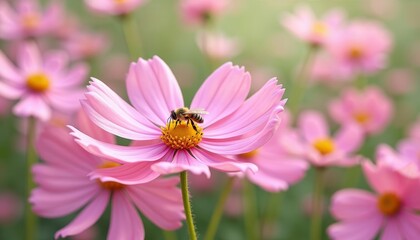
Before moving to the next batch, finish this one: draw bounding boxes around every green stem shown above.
[180,171,198,240]
[119,14,142,60]
[204,177,235,240]
[310,167,325,240]
[25,117,37,240]
[243,180,259,240]
[288,46,317,116]
[163,230,177,240]
[260,192,282,239]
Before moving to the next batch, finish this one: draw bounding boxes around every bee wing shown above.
[186,108,209,115]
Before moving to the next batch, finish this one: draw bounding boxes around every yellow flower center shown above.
[348,45,364,60]
[22,13,40,30]
[161,120,203,150]
[114,0,126,4]
[353,112,370,124]
[377,192,401,216]
[312,22,328,37]
[238,150,259,159]
[313,138,335,155]
[97,161,125,190]
[26,73,50,92]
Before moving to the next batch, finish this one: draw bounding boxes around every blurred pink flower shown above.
[0,43,88,121]
[70,56,285,182]
[0,192,22,224]
[0,0,60,40]
[328,161,420,239]
[282,6,345,47]
[31,111,184,239]
[376,144,420,178]
[235,111,309,192]
[180,0,229,25]
[408,117,420,140]
[310,54,351,85]
[62,31,108,60]
[196,31,240,60]
[327,21,392,75]
[0,96,10,116]
[297,111,363,167]
[329,86,393,135]
[384,68,415,95]
[84,0,147,16]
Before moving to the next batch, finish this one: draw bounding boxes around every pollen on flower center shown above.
[22,13,40,29]
[377,192,401,216]
[161,120,203,150]
[313,138,335,155]
[26,73,50,92]
[312,22,328,36]
[114,0,126,4]
[97,161,125,190]
[353,112,370,124]
[348,45,364,60]
[238,150,259,159]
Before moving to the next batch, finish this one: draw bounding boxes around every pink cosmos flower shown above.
[180,0,229,25]
[70,56,285,183]
[84,0,147,16]
[327,21,392,75]
[376,144,420,178]
[310,54,351,85]
[282,6,345,46]
[384,68,415,95]
[297,111,363,167]
[0,96,10,116]
[235,111,309,192]
[329,86,393,135]
[328,161,420,240]
[196,31,240,60]
[62,31,108,60]
[0,0,60,40]
[0,192,22,224]
[30,111,184,239]
[408,117,420,140]
[0,42,87,121]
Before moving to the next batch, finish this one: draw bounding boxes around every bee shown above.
[169,107,208,132]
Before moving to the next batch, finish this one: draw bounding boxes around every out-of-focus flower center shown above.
[22,13,40,30]
[26,73,50,92]
[238,150,259,159]
[312,22,328,37]
[313,138,335,155]
[353,112,370,124]
[348,45,364,60]
[97,161,125,190]
[377,192,401,216]
[161,120,203,150]
[114,0,127,5]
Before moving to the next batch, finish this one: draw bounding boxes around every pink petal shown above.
[13,94,51,121]
[32,165,91,191]
[76,109,115,144]
[380,219,403,240]
[43,51,69,74]
[328,215,383,240]
[362,161,407,195]
[55,190,109,239]
[54,63,88,88]
[127,177,185,230]
[0,50,21,82]
[108,191,144,240]
[30,185,100,218]
[46,89,84,112]
[18,42,42,73]
[36,126,101,172]
[299,111,330,142]
[83,78,160,140]
[399,210,420,240]
[151,150,211,177]
[127,56,184,126]
[89,161,160,185]
[0,81,24,99]
[334,124,364,153]
[203,79,284,139]
[330,189,379,220]
[192,148,258,174]
[70,126,170,163]
[190,62,251,127]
